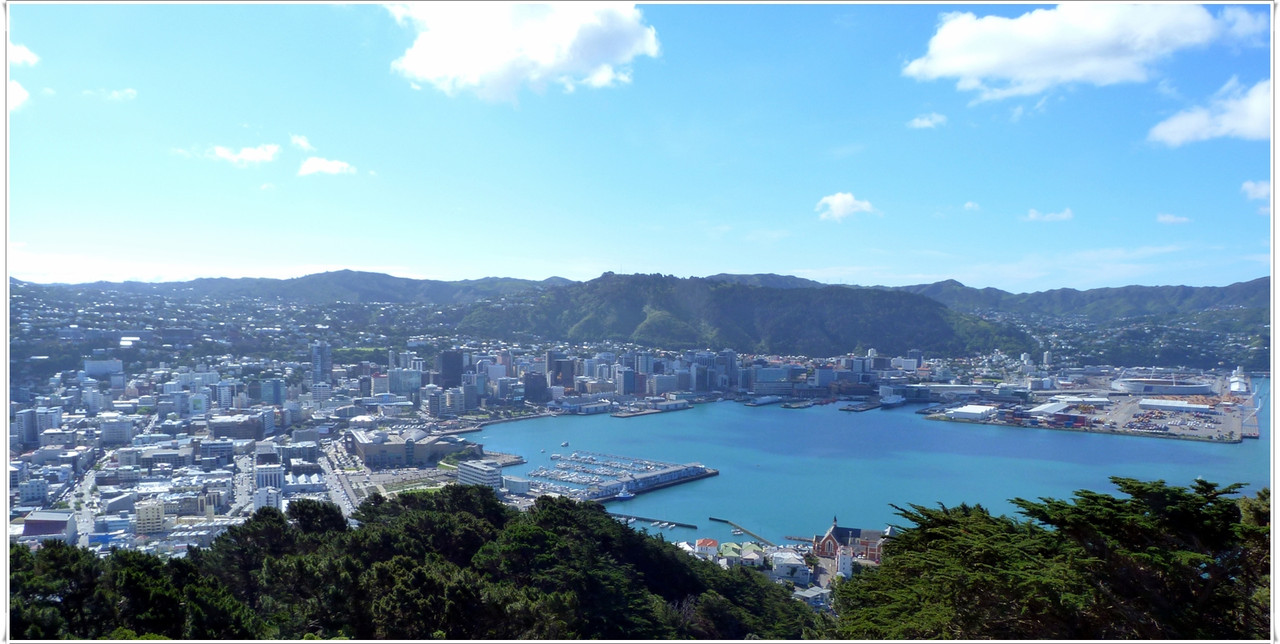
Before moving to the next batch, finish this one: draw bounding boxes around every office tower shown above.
[438,350,463,389]
[311,341,332,385]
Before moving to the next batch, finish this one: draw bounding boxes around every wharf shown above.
[611,408,663,418]
[606,512,697,530]
[709,517,775,546]
[840,402,880,412]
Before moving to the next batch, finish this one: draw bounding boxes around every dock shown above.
[840,402,880,412]
[709,517,774,546]
[607,512,697,530]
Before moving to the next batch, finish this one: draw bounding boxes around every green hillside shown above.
[458,273,1034,357]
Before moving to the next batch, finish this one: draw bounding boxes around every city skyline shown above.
[8,3,1273,293]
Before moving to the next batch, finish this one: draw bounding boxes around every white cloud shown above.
[1242,180,1271,215]
[260,183,275,191]
[816,192,874,222]
[209,144,281,166]
[963,201,980,211]
[40,87,54,96]
[9,42,39,66]
[1148,77,1270,146]
[298,157,356,176]
[1010,105,1024,122]
[386,3,660,101]
[907,112,947,129]
[8,80,29,111]
[290,134,316,151]
[1241,180,1270,200]
[904,4,1241,101]
[1024,207,1073,222]
[1221,6,1268,42]
[1156,213,1190,224]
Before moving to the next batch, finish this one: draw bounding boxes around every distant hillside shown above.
[16,270,575,305]
[703,273,830,289]
[889,277,1270,321]
[458,272,1032,357]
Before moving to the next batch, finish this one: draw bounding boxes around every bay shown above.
[474,379,1271,545]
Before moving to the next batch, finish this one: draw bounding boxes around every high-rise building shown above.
[136,499,166,534]
[438,351,464,390]
[552,359,577,390]
[260,378,286,406]
[311,341,332,385]
[14,408,38,447]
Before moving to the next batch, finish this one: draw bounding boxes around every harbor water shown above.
[474,379,1271,544]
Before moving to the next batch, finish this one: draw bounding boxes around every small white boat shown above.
[561,441,569,447]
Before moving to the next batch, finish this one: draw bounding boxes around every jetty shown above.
[606,512,697,530]
[840,401,880,412]
[709,517,774,546]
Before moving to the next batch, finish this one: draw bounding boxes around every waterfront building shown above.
[945,404,997,421]
[457,459,502,489]
[345,428,468,468]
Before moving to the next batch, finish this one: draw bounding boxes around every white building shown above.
[253,486,282,512]
[255,463,285,490]
[945,404,998,421]
[456,459,502,489]
[18,478,49,505]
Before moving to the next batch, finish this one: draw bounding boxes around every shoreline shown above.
[924,414,1245,444]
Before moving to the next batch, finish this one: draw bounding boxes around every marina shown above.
[522,449,718,502]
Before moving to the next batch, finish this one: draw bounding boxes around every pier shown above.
[709,517,775,546]
[607,512,697,530]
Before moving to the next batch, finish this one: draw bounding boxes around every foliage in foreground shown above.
[10,478,1269,640]
[833,477,1271,640]
[10,487,827,640]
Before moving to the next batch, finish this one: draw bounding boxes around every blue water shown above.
[475,379,1271,544]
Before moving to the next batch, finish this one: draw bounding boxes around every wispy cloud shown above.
[816,192,874,222]
[209,144,281,166]
[1242,180,1271,215]
[1241,180,1270,200]
[1023,207,1073,222]
[904,4,1262,102]
[963,201,980,211]
[298,157,356,176]
[290,134,316,151]
[386,3,660,101]
[1156,213,1190,224]
[907,112,947,129]
[1148,77,1270,146]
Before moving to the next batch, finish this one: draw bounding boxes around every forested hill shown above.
[457,272,1033,357]
[12,270,575,305]
[10,478,1269,640]
[15,270,1266,322]
[10,487,829,640]
[889,276,1270,321]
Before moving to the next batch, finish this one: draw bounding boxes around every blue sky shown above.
[7,3,1272,292]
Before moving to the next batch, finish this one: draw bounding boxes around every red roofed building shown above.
[695,538,719,558]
